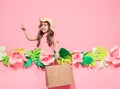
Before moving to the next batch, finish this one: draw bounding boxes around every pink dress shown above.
[39,33,55,65]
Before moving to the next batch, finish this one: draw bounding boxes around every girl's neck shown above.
[43,32,48,37]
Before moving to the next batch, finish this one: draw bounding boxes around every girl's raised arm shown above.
[21,24,38,41]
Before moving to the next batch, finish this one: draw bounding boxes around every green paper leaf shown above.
[26,49,41,61]
[85,52,96,60]
[80,51,86,55]
[79,62,84,65]
[2,56,9,66]
[56,54,72,64]
[83,56,93,66]
[24,57,32,68]
[59,48,70,58]
[34,60,45,68]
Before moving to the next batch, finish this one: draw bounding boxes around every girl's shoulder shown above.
[53,34,59,41]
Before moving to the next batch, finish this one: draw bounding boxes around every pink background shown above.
[0,0,120,89]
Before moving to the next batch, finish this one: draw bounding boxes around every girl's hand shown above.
[21,23,26,31]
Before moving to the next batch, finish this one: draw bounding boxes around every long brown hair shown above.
[36,21,54,47]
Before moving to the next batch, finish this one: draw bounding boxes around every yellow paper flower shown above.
[9,48,26,54]
[92,46,108,61]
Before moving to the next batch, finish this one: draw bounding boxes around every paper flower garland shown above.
[0,45,120,69]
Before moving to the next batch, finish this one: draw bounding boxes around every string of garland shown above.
[0,45,120,69]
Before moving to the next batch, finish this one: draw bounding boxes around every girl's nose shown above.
[42,26,45,28]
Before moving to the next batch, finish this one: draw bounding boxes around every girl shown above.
[21,18,59,65]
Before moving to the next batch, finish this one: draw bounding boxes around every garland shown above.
[0,45,120,69]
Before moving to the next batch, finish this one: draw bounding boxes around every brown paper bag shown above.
[45,64,74,88]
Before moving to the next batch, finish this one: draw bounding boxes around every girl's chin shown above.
[42,31,47,33]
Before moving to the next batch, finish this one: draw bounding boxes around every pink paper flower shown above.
[105,45,120,65]
[39,50,55,65]
[72,52,83,64]
[8,52,27,65]
[40,54,55,65]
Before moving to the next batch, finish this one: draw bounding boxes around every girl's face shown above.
[40,22,49,33]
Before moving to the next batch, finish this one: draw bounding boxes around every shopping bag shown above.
[45,64,74,88]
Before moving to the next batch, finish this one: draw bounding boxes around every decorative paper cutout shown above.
[56,55,72,64]
[2,56,9,66]
[34,59,45,68]
[24,57,32,68]
[0,45,120,69]
[98,60,109,68]
[26,48,41,61]
[10,48,26,54]
[106,45,120,65]
[8,52,27,65]
[92,46,108,61]
[59,48,70,58]
[72,52,82,64]
[40,55,55,65]
[0,46,7,61]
